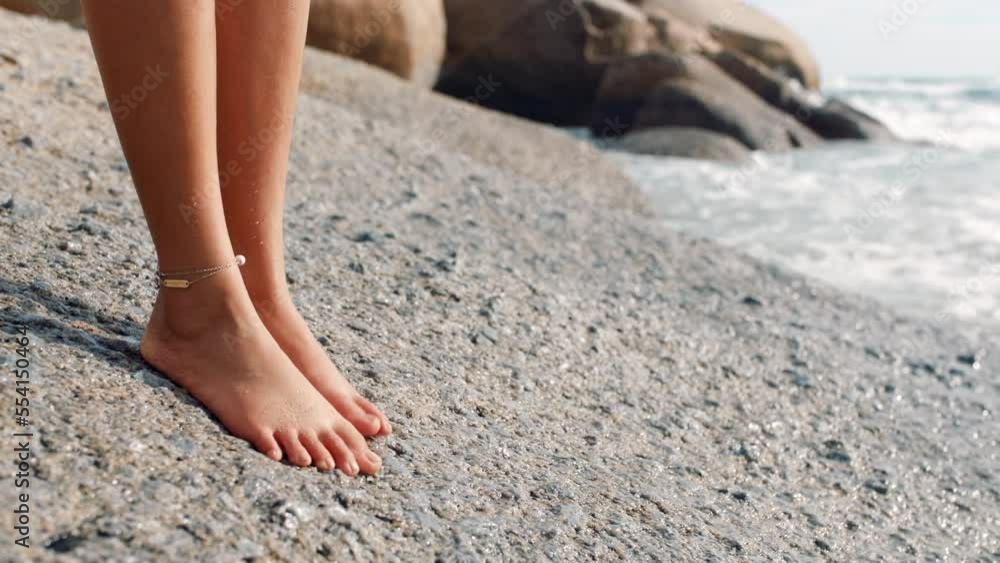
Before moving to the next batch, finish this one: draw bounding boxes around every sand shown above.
[0,12,997,562]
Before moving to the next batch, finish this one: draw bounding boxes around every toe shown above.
[338,423,382,475]
[249,430,282,461]
[338,398,382,437]
[276,430,311,467]
[320,429,358,476]
[300,431,334,471]
[355,396,392,436]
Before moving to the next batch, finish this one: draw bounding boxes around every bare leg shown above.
[215,0,391,437]
[81,0,380,474]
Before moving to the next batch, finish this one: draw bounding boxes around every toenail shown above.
[366,451,381,465]
[268,449,281,461]
[350,460,359,474]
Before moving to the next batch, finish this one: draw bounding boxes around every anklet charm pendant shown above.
[158,255,246,289]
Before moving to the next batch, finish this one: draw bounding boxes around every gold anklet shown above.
[158,255,246,289]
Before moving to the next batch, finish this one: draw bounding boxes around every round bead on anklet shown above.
[158,255,247,289]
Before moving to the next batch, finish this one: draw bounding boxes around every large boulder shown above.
[628,0,821,89]
[306,0,446,87]
[613,126,751,160]
[708,50,895,141]
[0,0,82,25]
[589,51,687,138]
[807,98,897,142]
[635,78,821,151]
[591,52,821,151]
[437,0,655,124]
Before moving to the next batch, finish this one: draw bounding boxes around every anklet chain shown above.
[158,255,246,289]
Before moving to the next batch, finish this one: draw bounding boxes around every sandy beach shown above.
[1,12,998,561]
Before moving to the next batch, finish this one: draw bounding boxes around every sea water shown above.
[604,77,1000,329]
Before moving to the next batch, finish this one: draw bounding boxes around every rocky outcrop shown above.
[2,11,998,561]
[634,77,821,150]
[436,0,892,158]
[613,126,752,160]
[630,0,821,89]
[592,52,821,150]
[437,0,653,124]
[306,0,447,87]
[708,50,895,141]
[807,98,897,142]
[589,51,688,137]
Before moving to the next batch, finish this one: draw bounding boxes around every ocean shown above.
[603,76,1000,331]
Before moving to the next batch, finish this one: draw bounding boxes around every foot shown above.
[250,290,392,438]
[139,271,382,475]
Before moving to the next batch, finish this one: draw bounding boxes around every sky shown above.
[748,0,1000,79]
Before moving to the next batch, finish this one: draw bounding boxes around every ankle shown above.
[150,269,259,341]
[242,275,293,313]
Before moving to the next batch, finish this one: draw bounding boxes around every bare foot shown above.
[251,291,392,438]
[139,271,382,475]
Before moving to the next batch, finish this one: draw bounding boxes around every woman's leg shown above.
[215,1,391,436]
[81,0,380,474]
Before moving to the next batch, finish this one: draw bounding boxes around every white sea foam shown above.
[600,78,1000,329]
[829,76,1000,151]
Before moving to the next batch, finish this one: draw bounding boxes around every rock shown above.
[440,0,510,63]
[806,98,896,142]
[638,2,717,54]
[635,79,820,150]
[0,0,83,25]
[612,126,751,161]
[599,52,821,150]
[306,0,446,87]
[473,326,499,344]
[708,50,894,141]
[437,0,654,124]
[864,477,891,496]
[957,353,982,369]
[351,230,386,243]
[631,0,821,89]
[57,240,83,254]
[821,440,851,464]
[590,51,689,138]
